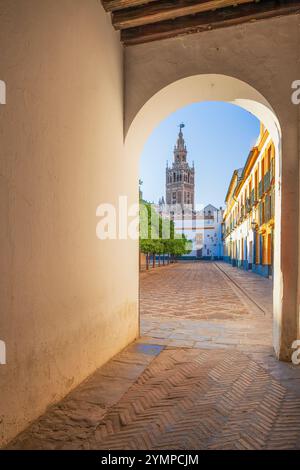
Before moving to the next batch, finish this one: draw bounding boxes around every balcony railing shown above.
[258,194,273,226]
[259,201,263,225]
[245,198,251,213]
[251,188,258,206]
[271,189,275,218]
[270,158,275,182]
[265,195,271,223]
[264,170,271,192]
[258,180,263,199]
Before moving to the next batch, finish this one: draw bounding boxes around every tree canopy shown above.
[139,200,192,258]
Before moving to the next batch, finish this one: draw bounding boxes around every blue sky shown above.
[139,101,260,208]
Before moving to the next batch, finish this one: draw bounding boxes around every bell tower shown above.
[166,124,195,209]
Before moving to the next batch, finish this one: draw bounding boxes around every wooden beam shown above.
[121,0,300,46]
[101,0,158,13]
[113,0,254,30]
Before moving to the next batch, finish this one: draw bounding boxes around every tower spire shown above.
[166,124,195,210]
[174,123,187,163]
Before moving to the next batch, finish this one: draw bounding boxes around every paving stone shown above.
[10,345,300,450]
[140,261,273,350]
[8,262,300,450]
[194,341,234,350]
[165,339,195,347]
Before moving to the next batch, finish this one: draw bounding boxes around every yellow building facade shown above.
[223,124,275,278]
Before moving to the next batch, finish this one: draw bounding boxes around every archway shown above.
[124,73,288,360]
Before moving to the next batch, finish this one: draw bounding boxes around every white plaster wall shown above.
[125,15,300,361]
[173,209,223,257]
[0,0,138,447]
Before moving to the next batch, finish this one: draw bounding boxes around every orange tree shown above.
[139,200,192,267]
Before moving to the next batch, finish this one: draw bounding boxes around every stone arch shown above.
[125,73,291,360]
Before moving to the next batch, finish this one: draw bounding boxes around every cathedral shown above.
[158,125,224,260]
[165,123,195,209]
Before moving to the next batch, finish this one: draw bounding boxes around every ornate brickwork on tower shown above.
[166,124,195,209]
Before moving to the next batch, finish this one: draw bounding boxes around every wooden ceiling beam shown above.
[113,0,255,30]
[101,0,158,13]
[121,0,300,46]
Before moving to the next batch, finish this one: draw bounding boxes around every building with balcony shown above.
[223,123,275,278]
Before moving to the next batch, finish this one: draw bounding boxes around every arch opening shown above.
[125,74,284,359]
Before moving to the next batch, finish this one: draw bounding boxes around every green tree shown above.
[139,199,192,269]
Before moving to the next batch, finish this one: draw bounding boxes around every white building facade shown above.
[173,204,223,259]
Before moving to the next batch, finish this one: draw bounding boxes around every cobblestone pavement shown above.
[140,261,273,351]
[8,262,300,450]
[140,262,250,321]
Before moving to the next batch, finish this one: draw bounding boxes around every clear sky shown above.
[139,101,260,208]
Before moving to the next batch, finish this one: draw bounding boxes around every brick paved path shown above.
[140,261,273,351]
[8,262,300,450]
[140,262,250,321]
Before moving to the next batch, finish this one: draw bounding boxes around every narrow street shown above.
[8,262,300,450]
[140,261,273,351]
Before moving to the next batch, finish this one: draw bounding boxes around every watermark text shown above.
[0,80,6,105]
[291,340,300,365]
[0,340,6,365]
[291,80,300,105]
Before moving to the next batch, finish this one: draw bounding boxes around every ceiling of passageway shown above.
[101,0,300,46]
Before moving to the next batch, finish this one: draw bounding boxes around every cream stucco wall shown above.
[125,14,300,361]
[0,0,299,449]
[0,0,139,447]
